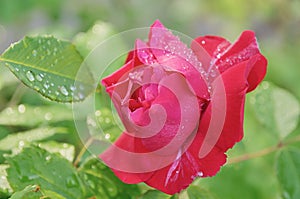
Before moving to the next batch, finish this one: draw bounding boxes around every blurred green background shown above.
[0,0,299,199]
[1,0,300,98]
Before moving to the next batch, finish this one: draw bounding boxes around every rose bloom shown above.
[100,20,267,194]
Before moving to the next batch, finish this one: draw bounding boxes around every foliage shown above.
[0,1,300,199]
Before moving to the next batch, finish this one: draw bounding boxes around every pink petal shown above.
[143,135,226,195]
[192,31,267,88]
[148,20,210,100]
[199,57,265,155]
[101,59,134,96]
[192,35,230,57]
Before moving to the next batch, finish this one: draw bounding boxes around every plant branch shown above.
[228,134,300,165]
[73,137,94,167]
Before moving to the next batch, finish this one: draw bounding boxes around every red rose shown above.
[100,20,267,194]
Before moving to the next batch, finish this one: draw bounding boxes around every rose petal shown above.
[214,31,262,73]
[104,133,154,184]
[192,30,266,86]
[148,20,209,100]
[101,59,134,97]
[143,138,226,195]
[199,55,266,155]
[192,35,230,57]
[245,54,267,92]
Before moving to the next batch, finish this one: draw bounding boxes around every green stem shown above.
[8,83,27,107]
[228,134,300,164]
[73,137,94,167]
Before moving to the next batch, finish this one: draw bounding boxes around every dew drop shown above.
[105,134,111,139]
[26,71,35,82]
[18,140,25,148]
[201,40,206,45]
[66,176,78,188]
[18,104,26,113]
[36,74,43,81]
[43,83,50,89]
[70,85,76,91]
[78,92,85,100]
[197,171,203,177]
[32,50,37,56]
[45,155,51,161]
[59,86,69,96]
[95,110,101,117]
[44,112,53,121]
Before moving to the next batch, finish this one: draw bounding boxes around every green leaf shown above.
[78,157,141,199]
[6,146,84,199]
[187,186,215,199]
[250,81,300,138]
[0,35,95,102]
[37,141,75,162]
[0,127,67,151]
[0,105,73,126]
[276,148,300,199]
[9,185,41,199]
[139,190,171,199]
[0,164,12,197]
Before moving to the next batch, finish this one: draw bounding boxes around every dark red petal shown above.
[101,59,134,96]
[102,133,154,184]
[215,30,261,73]
[192,35,230,57]
[147,20,210,100]
[143,135,226,195]
[245,54,267,92]
[199,59,260,154]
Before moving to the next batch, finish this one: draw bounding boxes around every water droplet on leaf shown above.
[59,86,69,96]
[26,71,35,82]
